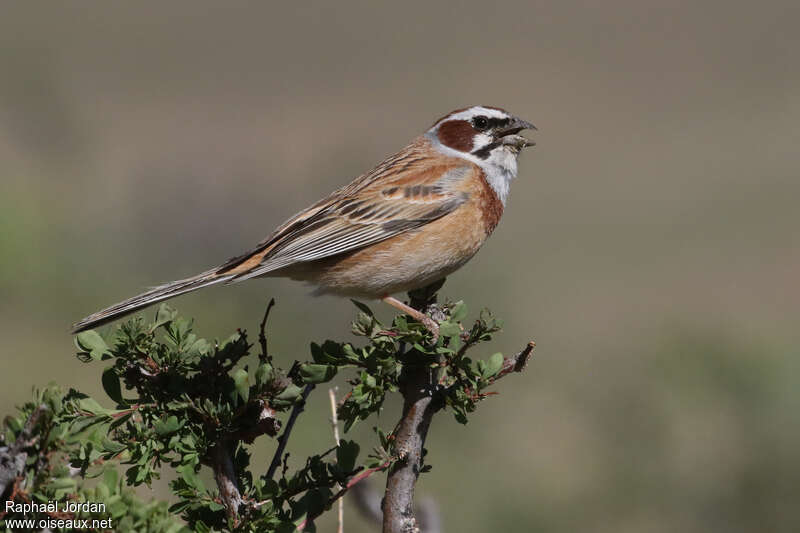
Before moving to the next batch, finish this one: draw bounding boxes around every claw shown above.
[420,316,440,343]
[382,295,440,343]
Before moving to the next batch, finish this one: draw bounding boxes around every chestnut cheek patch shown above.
[436,120,475,152]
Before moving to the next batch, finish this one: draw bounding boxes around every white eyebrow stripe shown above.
[440,106,509,124]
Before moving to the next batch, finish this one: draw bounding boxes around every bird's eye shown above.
[473,116,489,130]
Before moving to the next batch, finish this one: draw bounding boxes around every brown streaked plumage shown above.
[72,106,535,335]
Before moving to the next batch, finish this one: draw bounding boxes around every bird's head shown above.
[428,105,536,161]
[426,105,536,204]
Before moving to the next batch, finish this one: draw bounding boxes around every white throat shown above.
[425,132,519,206]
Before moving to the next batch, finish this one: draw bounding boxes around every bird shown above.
[72,105,536,335]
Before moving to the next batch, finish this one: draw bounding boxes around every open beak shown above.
[497,116,536,149]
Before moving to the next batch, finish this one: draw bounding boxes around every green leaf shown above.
[75,330,111,361]
[103,467,119,491]
[352,312,375,336]
[342,344,362,363]
[393,315,409,331]
[299,364,338,384]
[77,396,113,416]
[412,343,433,354]
[483,352,504,378]
[450,301,468,322]
[276,523,298,533]
[102,367,124,404]
[336,440,360,472]
[303,489,325,521]
[255,363,273,387]
[154,415,181,436]
[187,336,210,356]
[151,304,177,331]
[438,321,462,339]
[5,415,22,434]
[375,426,389,449]
[179,465,204,491]
[50,477,78,498]
[232,368,250,403]
[275,384,302,403]
[350,299,374,316]
[107,496,128,518]
[101,437,127,454]
[310,341,347,364]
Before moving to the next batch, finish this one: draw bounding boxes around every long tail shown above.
[71,269,234,333]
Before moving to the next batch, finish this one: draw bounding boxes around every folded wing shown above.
[221,159,475,283]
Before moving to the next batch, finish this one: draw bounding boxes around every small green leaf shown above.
[352,312,375,336]
[255,362,273,387]
[299,364,338,384]
[350,299,374,316]
[483,352,504,378]
[438,321,461,339]
[336,440,360,472]
[50,477,78,498]
[276,523,298,533]
[101,437,127,454]
[412,343,433,354]
[179,465,204,491]
[75,330,111,360]
[5,416,22,434]
[450,301,468,322]
[101,367,124,404]
[77,396,113,416]
[103,467,119,491]
[107,496,128,518]
[154,415,181,435]
[232,368,249,403]
[275,384,303,403]
[393,315,409,331]
[151,304,177,331]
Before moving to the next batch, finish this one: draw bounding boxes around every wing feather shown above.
[222,142,477,283]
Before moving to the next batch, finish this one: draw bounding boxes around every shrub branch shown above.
[0,282,534,532]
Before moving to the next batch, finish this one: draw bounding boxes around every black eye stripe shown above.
[472,116,511,131]
[485,117,510,129]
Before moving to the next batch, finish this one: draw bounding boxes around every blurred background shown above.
[1,1,799,531]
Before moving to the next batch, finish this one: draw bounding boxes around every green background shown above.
[2,2,799,531]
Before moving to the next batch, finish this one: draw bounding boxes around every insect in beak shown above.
[497,116,536,150]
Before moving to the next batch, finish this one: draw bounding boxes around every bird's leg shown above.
[382,296,440,339]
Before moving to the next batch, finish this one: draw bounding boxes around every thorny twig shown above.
[381,285,445,533]
[329,388,344,533]
[266,383,316,480]
[382,283,534,533]
[209,442,243,524]
[491,341,535,382]
[258,298,276,362]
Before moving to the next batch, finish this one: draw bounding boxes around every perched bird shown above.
[73,106,536,335]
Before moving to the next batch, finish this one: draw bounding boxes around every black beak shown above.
[497,116,537,137]
[497,116,536,149]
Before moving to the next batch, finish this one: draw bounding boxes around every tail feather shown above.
[71,270,233,333]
